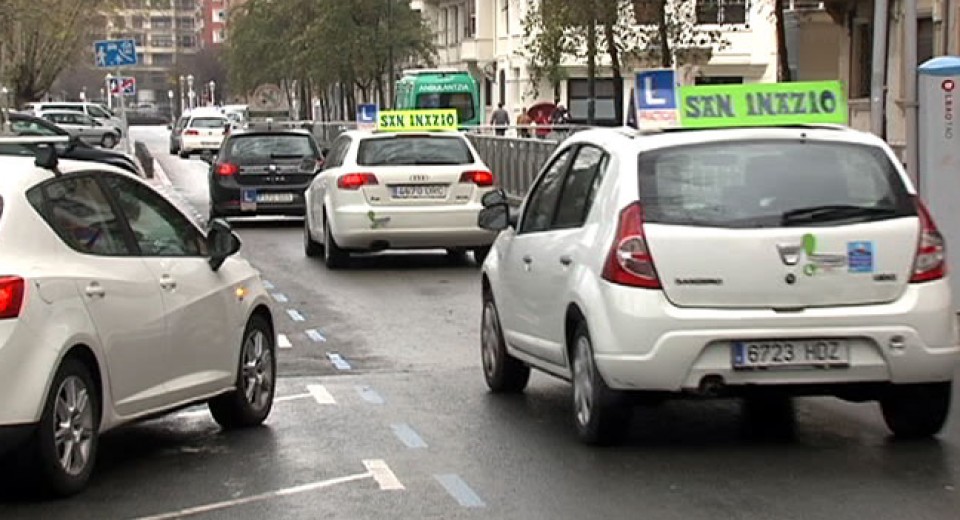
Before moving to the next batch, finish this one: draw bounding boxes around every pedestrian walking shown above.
[490,102,510,136]
[516,108,532,138]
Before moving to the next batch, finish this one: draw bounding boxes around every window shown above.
[31,176,132,256]
[151,16,173,29]
[356,136,474,166]
[850,21,872,98]
[441,8,448,46]
[214,9,226,21]
[103,176,206,257]
[176,0,194,9]
[453,6,460,44]
[918,16,934,65]
[695,76,744,85]
[214,30,226,43]
[177,16,195,30]
[226,135,318,161]
[179,34,197,48]
[695,0,747,24]
[325,135,352,168]
[636,140,914,229]
[520,148,573,234]
[553,146,608,229]
[499,69,506,106]
[132,16,145,29]
[152,53,174,66]
[189,117,228,128]
[465,0,476,38]
[567,79,618,124]
[88,105,111,118]
[151,35,174,48]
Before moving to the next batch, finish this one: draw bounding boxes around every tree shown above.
[519,0,578,101]
[1,0,118,107]
[774,0,792,81]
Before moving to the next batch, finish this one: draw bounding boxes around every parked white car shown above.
[38,110,121,149]
[0,144,276,495]
[303,130,497,268]
[477,125,960,445]
[27,102,123,136]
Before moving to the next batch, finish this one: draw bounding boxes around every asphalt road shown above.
[2,126,960,519]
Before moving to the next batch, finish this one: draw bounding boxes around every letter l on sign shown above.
[644,76,667,106]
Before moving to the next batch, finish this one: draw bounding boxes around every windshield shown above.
[416,92,474,123]
[357,136,474,166]
[637,140,914,228]
[226,135,317,161]
[190,117,228,129]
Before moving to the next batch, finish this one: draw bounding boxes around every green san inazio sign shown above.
[677,80,848,128]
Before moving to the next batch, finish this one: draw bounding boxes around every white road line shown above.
[327,352,351,370]
[286,309,305,322]
[356,385,384,404]
[262,280,275,290]
[305,329,326,342]
[271,293,289,303]
[134,472,371,520]
[307,384,336,405]
[274,392,311,403]
[277,334,293,349]
[390,423,427,449]
[434,474,486,508]
[363,459,405,490]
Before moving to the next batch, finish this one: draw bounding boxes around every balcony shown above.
[460,37,493,63]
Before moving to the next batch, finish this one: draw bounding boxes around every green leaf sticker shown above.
[802,233,817,256]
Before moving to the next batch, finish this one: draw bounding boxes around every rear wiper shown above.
[781,204,897,225]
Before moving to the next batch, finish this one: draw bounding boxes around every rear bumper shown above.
[0,423,36,458]
[586,279,960,392]
[211,184,308,217]
[180,137,223,153]
[331,203,497,249]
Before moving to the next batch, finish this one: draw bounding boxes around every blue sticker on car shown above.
[847,241,875,273]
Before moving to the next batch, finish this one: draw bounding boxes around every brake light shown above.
[601,202,661,289]
[183,129,199,136]
[337,173,378,190]
[0,276,25,320]
[216,163,239,176]
[911,198,947,283]
[460,170,495,187]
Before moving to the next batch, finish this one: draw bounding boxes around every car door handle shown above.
[559,255,573,266]
[522,255,533,264]
[159,275,177,291]
[84,282,105,299]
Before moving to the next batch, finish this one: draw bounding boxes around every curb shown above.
[150,158,173,188]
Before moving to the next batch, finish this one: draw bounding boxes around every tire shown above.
[179,150,189,159]
[33,358,101,497]
[481,296,530,393]
[100,133,118,149]
[880,382,951,439]
[323,212,349,269]
[473,246,492,266]
[209,314,277,429]
[304,215,323,257]
[571,321,630,445]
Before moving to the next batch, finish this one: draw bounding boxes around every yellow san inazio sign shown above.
[376,109,459,132]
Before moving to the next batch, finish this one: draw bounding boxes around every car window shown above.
[637,140,915,229]
[552,146,607,230]
[10,119,58,136]
[226,135,317,161]
[87,105,110,118]
[325,136,351,168]
[190,117,227,129]
[102,175,207,257]
[30,176,133,256]
[356,136,473,166]
[174,117,189,131]
[519,147,573,234]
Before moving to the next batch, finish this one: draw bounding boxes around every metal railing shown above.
[466,133,559,201]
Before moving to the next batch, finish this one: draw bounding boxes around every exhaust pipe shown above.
[698,375,726,397]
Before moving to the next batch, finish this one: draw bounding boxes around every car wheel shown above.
[481,296,530,393]
[179,150,189,159]
[323,213,349,269]
[473,246,492,266]
[571,321,630,445]
[880,382,951,439]
[100,133,118,149]
[169,143,178,155]
[304,215,323,257]
[209,314,277,429]
[33,358,100,497]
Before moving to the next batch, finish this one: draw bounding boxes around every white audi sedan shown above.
[477,125,960,445]
[303,130,497,268]
[0,144,276,496]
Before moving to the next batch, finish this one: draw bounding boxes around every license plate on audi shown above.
[732,339,850,369]
[391,184,446,199]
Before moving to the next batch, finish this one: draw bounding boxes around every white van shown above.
[28,102,124,135]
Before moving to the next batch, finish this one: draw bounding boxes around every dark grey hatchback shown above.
[206,129,323,220]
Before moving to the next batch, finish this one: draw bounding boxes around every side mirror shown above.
[206,218,241,271]
[481,189,508,208]
[200,150,215,164]
[478,203,511,231]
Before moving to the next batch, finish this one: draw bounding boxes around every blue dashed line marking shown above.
[286,309,305,322]
[434,474,486,508]
[391,423,427,448]
[356,386,384,404]
[326,352,351,370]
[306,329,326,342]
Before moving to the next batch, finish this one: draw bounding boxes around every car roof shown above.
[341,129,467,140]
[230,128,313,137]
[37,110,90,115]
[187,109,227,118]
[0,154,143,195]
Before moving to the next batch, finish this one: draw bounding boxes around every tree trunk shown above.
[775,0,792,81]
[603,19,623,126]
[586,20,597,125]
[657,0,671,68]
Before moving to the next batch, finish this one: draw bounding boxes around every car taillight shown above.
[601,202,661,289]
[0,276,25,320]
[337,173,378,190]
[183,129,199,136]
[216,163,239,176]
[460,170,494,187]
[911,198,946,283]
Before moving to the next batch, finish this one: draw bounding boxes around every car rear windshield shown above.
[357,136,474,166]
[226,134,318,160]
[637,140,915,228]
[190,117,227,128]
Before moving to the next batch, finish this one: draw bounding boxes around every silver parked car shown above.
[39,110,121,149]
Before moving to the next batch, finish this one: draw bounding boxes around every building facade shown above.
[413,0,779,125]
[200,0,240,47]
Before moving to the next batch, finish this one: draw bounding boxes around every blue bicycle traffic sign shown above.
[94,39,138,68]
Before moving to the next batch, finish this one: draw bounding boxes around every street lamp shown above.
[105,73,114,110]
[0,86,8,110]
[80,87,87,102]
[187,74,195,109]
[209,80,216,106]
[167,90,175,122]
[179,75,186,113]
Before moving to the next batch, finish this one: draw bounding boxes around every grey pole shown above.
[869,0,889,136]
[904,0,920,186]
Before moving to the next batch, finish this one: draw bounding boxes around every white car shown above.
[178,109,229,158]
[27,102,123,136]
[0,144,276,495]
[477,125,960,444]
[303,130,498,268]
[38,110,121,149]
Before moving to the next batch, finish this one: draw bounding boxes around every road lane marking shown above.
[272,293,289,303]
[307,384,336,405]
[390,423,427,449]
[274,392,311,403]
[434,474,486,508]
[277,334,293,349]
[262,280,275,289]
[306,329,327,342]
[286,309,305,322]
[134,472,371,520]
[356,385,384,404]
[326,352,351,370]
[363,459,405,490]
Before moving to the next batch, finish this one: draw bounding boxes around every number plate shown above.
[391,184,447,199]
[257,193,295,203]
[732,339,850,369]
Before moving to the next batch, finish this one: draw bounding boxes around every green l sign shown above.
[677,80,848,128]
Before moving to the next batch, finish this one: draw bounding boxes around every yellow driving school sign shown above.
[376,109,459,132]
